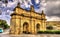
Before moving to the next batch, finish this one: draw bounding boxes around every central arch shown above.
[36,23,40,32]
[23,22,29,34]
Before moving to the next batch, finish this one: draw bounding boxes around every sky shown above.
[0,0,60,25]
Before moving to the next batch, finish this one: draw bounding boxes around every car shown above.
[0,28,3,33]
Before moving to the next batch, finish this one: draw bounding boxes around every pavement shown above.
[0,29,60,37]
[0,33,60,37]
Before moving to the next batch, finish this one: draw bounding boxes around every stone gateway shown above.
[10,3,46,35]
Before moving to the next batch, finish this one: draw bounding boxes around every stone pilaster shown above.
[20,24,23,34]
[30,19,35,34]
[14,16,20,35]
[10,17,16,34]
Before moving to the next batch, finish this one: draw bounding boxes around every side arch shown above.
[23,22,29,33]
[36,23,40,32]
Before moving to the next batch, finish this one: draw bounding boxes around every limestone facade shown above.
[10,3,46,35]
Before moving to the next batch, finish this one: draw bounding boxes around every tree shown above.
[46,25,53,30]
[0,19,9,29]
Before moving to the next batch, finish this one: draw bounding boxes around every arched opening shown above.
[23,22,29,34]
[36,24,40,32]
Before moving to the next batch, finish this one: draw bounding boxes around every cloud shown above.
[44,0,60,21]
[0,0,60,25]
[37,0,47,13]
[45,0,60,17]
[7,1,17,8]
[35,0,40,4]
[45,0,60,2]
[46,16,60,21]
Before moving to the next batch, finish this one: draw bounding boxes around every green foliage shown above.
[0,19,9,29]
[37,31,43,34]
[4,24,9,29]
[37,30,60,34]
